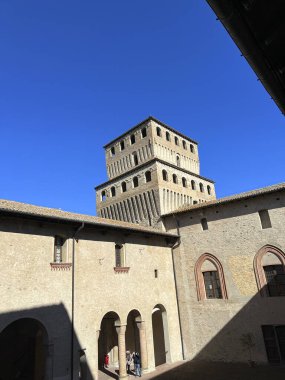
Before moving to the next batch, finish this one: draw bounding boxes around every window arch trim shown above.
[254,245,285,297]
[194,253,228,301]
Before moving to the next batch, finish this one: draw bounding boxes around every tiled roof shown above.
[0,199,177,238]
[162,182,285,216]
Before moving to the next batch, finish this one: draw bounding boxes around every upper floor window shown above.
[141,127,147,138]
[191,180,196,190]
[259,210,272,229]
[162,170,168,181]
[182,140,187,149]
[132,152,139,166]
[166,131,171,141]
[121,181,127,193]
[156,127,162,137]
[115,244,125,267]
[190,144,194,153]
[182,177,187,188]
[110,147,115,157]
[111,186,116,197]
[145,171,151,182]
[101,191,106,201]
[195,253,228,301]
[199,183,204,192]
[254,245,285,297]
[173,174,178,184]
[207,185,211,195]
[133,176,139,188]
[130,134,136,145]
[54,236,64,263]
[174,136,179,146]
[120,141,125,151]
[176,155,180,167]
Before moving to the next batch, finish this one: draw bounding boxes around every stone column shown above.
[137,321,148,373]
[116,324,128,379]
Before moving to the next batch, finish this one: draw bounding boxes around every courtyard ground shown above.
[98,360,285,380]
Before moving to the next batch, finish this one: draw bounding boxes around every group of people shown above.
[126,350,142,377]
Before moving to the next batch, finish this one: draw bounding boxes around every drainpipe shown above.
[170,214,186,361]
[71,222,85,380]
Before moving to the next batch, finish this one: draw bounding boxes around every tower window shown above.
[199,183,204,192]
[182,140,187,149]
[54,236,64,263]
[154,269,158,278]
[141,127,147,138]
[156,127,162,137]
[130,134,136,144]
[175,136,179,146]
[111,186,116,197]
[120,141,125,151]
[201,218,208,230]
[115,244,125,267]
[176,155,180,167]
[191,180,196,190]
[182,177,187,188]
[121,181,127,193]
[145,171,151,182]
[132,152,139,166]
[259,210,272,229]
[166,131,171,141]
[101,191,106,201]
[162,170,168,181]
[173,174,178,184]
[110,147,115,156]
[190,144,194,153]
[207,185,211,195]
[133,176,139,188]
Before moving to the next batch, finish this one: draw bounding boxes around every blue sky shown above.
[0,1,284,215]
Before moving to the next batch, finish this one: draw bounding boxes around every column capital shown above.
[116,324,127,335]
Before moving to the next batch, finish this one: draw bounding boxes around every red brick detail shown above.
[114,267,130,273]
[50,263,72,271]
[254,245,285,297]
[194,253,228,301]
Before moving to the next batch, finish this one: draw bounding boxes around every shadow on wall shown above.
[148,279,285,380]
[0,303,94,380]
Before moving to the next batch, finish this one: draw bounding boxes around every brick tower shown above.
[95,116,216,228]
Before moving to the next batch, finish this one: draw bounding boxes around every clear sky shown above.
[1,1,284,215]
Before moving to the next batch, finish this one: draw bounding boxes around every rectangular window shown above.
[264,265,285,296]
[115,244,125,267]
[262,325,285,363]
[259,209,272,229]
[203,271,222,299]
[54,236,64,263]
[154,269,158,278]
[201,218,208,230]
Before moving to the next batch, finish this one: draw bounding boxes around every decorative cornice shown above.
[114,266,130,273]
[50,263,72,271]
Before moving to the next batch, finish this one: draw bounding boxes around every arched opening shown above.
[182,140,186,149]
[111,186,116,197]
[182,177,187,188]
[141,127,147,138]
[101,190,106,201]
[174,136,179,146]
[121,181,127,193]
[130,134,136,144]
[162,170,168,181]
[98,311,121,372]
[120,140,125,151]
[0,318,48,380]
[145,171,151,183]
[133,176,139,188]
[207,185,211,195]
[176,155,180,167]
[166,131,171,141]
[199,183,204,192]
[125,310,141,361]
[152,304,171,366]
[156,127,161,137]
[190,144,194,153]
[132,152,139,166]
[191,180,196,190]
[172,174,178,184]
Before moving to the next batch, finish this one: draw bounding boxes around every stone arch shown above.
[152,304,171,366]
[254,245,285,297]
[125,309,142,355]
[194,253,228,301]
[191,180,196,190]
[162,170,168,181]
[98,311,121,368]
[0,317,49,380]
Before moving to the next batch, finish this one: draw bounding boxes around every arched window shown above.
[132,152,139,166]
[111,186,116,197]
[101,190,106,201]
[207,185,211,195]
[133,176,139,188]
[156,127,162,137]
[191,180,196,190]
[115,244,125,267]
[182,140,187,149]
[190,144,194,153]
[174,136,179,146]
[162,170,168,181]
[120,141,125,151]
[166,131,171,141]
[199,183,204,192]
[182,177,187,188]
[141,127,147,138]
[121,181,127,192]
[130,134,136,144]
[195,253,228,301]
[172,174,178,184]
[110,147,115,156]
[254,245,285,297]
[145,171,151,182]
[176,155,180,167]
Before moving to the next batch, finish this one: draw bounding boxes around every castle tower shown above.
[95,116,216,228]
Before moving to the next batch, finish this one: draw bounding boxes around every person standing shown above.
[126,350,132,373]
[134,352,141,377]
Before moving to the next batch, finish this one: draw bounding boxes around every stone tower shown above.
[95,116,216,227]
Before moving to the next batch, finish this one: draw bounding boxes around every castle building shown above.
[0,117,285,380]
[96,117,216,227]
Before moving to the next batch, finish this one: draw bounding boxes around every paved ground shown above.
[98,360,285,380]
